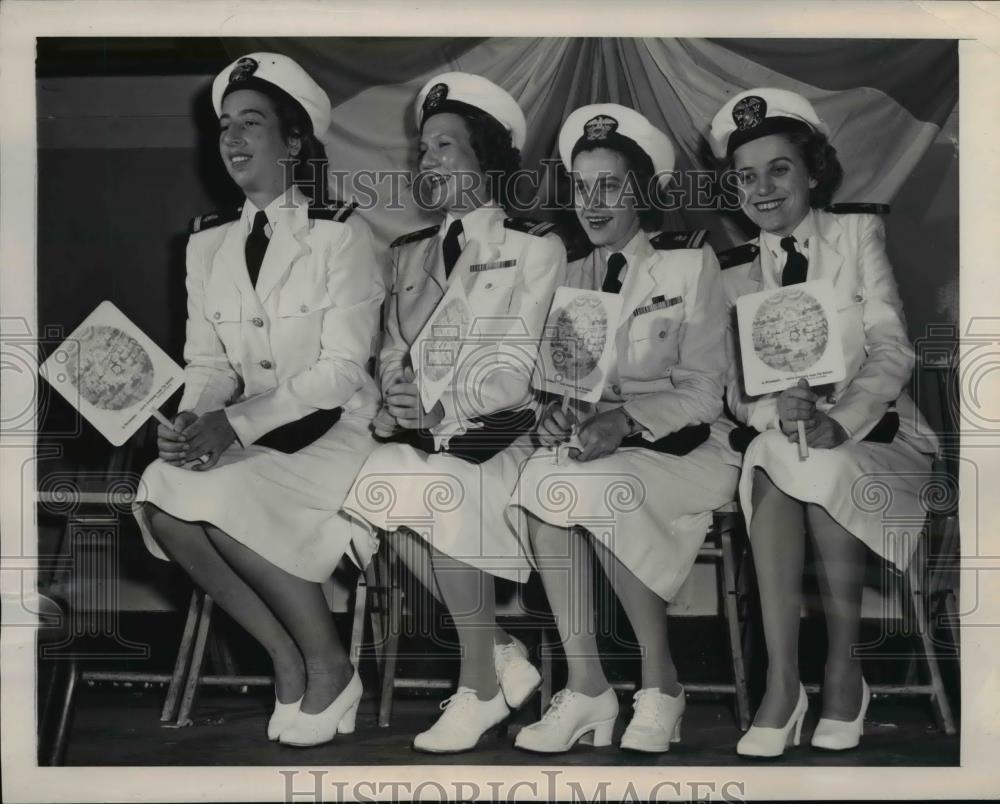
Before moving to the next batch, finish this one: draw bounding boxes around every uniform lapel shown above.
[809,209,845,287]
[254,189,309,305]
[454,205,505,297]
[215,216,255,300]
[616,235,656,332]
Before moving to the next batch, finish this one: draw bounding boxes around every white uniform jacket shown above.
[720,208,937,455]
[379,204,567,442]
[178,186,384,447]
[569,230,728,440]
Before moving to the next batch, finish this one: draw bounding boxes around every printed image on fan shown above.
[549,295,609,383]
[751,289,829,373]
[420,296,470,383]
[59,325,155,410]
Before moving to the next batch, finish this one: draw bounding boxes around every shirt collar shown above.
[241,187,303,236]
[595,227,652,276]
[440,201,502,245]
[760,207,818,263]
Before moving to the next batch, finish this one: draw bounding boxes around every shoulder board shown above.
[825,203,890,215]
[189,207,241,235]
[717,243,760,270]
[649,229,708,250]
[503,217,557,238]
[390,225,439,249]
[308,200,357,223]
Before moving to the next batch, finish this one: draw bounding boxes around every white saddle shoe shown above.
[412,687,509,754]
[514,688,619,753]
[620,686,685,752]
[267,695,303,741]
[494,636,542,709]
[811,678,870,751]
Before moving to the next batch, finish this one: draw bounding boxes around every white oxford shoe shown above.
[514,688,619,753]
[620,686,685,752]
[412,687,509,754]
[493,636,542,708]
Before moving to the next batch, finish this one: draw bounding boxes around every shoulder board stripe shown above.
[308,201,357,223]
[825,203,890,215]
[391,225,439,248]
[650,229,708,250]
[717,243,760,270]
[503,217,556,237]
[189,207,241,235]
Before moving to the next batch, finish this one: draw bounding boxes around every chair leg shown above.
[366,562,385,678]
[41,657,78,766]
[539,628,554,713]
[378,553,402,728]
[718,524,751,731]
[175,594,215,727]
[349,572,368,669]
[161,590,203,722]
[907,540,957,735]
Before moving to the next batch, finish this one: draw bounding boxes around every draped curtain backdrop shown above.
[225,37,957,255]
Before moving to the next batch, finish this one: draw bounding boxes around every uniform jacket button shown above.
[213,311,221,320]
[299,304,308,313]
[611,384,621,395]
[485,282,493,289]
[251,317,264,327]
[259,359,273,370]
[658,330,667,339]
[854,294,863,303]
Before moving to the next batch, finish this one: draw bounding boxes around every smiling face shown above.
[417,113,487,216]
[219,89,300,206]
[732,133,816,236]
[572,147,641,253]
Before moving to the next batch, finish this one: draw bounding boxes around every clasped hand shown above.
[157,409,237,470]
[383,366,444,430]
[777,378,849,449]
[538,402,630,462]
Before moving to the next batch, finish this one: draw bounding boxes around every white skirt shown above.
[739,429,934,570]
[342,435,536,581]
[507,438,739,601]
[132,413,379,583]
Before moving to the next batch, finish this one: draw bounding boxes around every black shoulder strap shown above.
[503,217,558,238]
[390,225,439,248]
[189,207,241,235]
[717,243,760,270]
[649,229,708,250]
[308,200,357,223]
[825,203,890,215]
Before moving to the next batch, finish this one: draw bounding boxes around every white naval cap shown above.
[415,71,527,151]
[558,103,676,182]
[709,87,827,159]
[212,52,332,136]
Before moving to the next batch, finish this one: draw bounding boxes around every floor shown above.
[64,684,957,767]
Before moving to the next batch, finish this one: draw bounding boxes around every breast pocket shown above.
[627,308,683,377]
[277,281,334,320]
[469,269,517,314]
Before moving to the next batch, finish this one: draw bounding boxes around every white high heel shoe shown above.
[736,684,808,758]
[278,669,362,747]
[267,695,303,741]
[514,688,619,753]
[620,686,685,752]
[811,677,870,751]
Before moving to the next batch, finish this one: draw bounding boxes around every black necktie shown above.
[780,236,808,286]
[245,210,270,288]
[602,252,626,294]
[442,219,464,278]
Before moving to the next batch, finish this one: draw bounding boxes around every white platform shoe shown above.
[412,687,510,753]
[493,636,542,708]
[811,678,870,751]
[267,695,303,741]
[620,686,685,752]
[736,684,809,758]
[278,669,363,747]
[514,688,619,753]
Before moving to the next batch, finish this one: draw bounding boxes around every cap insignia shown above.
[584,115,618,141]
[732,95,766,131]
[424,82,449,113]
[229,56,259,85]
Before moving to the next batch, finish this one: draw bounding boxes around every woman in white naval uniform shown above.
[342,73,566,753]
[708,88,938,756]
[509,105,737,753]
[133,54,383,747]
